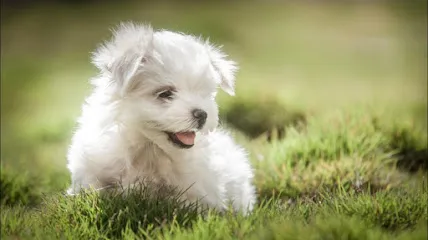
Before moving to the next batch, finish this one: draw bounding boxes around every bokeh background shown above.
[1,0,427,194]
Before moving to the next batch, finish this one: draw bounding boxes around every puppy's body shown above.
[67,23,256,213]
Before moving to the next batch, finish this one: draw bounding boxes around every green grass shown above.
[1,1,427,239]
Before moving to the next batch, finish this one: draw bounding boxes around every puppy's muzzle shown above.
[192,109,207,129]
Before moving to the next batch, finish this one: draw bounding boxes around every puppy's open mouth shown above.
[165,131,196,149]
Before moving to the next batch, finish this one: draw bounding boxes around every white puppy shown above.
[66,23,256,214]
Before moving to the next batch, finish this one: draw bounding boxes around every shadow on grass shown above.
[372,117,428,173]
[219,97,306,141]
[387,128,428,173]
[395,150,427,173]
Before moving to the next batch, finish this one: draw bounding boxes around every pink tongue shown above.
[174,132,196,145]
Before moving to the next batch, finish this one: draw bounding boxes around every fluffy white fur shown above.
[67,23,256,214]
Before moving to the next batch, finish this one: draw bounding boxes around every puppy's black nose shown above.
[192,109,207,128]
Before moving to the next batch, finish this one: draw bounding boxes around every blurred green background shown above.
[1,0,427,192]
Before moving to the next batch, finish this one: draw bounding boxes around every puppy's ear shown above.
[92,22,153,94]
[206,43,238,96]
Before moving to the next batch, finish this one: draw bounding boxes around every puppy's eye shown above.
[158,90,173,100]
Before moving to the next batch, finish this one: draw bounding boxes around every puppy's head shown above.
[92,23,237,150]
